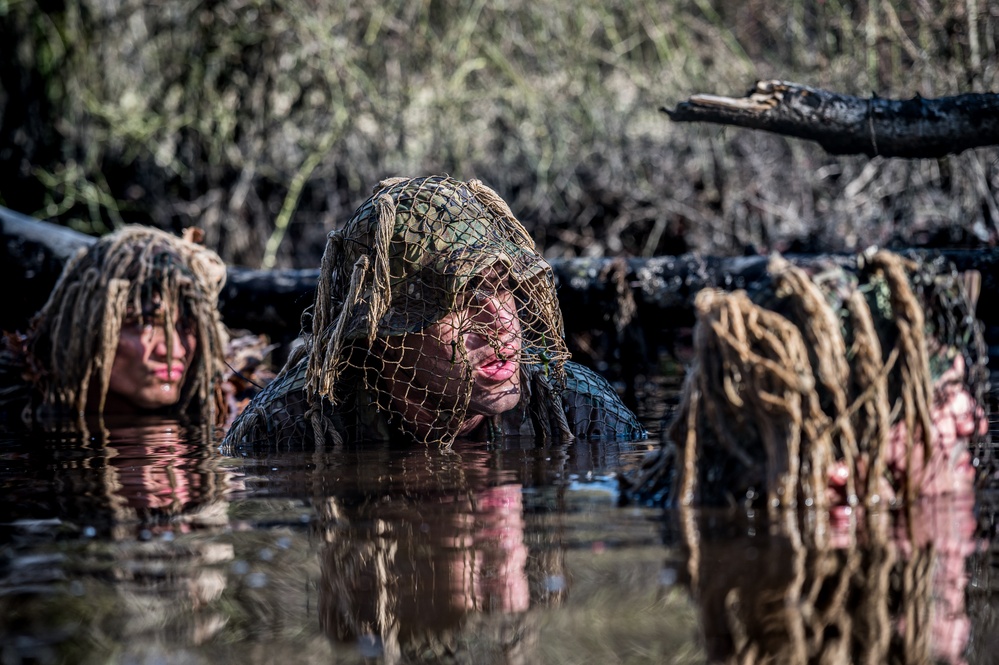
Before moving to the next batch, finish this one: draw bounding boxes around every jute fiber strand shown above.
[228,175,585,448]
[629,249,987,513]
[24,226,228,424]
[681,500,937,664]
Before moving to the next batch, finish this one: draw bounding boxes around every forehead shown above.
[466,264,514,285]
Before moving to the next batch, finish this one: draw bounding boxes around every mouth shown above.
[154,364,187,382]
[477,356,519,383]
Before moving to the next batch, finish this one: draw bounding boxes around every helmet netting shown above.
[305,175,570,446]
[26,226,229,424]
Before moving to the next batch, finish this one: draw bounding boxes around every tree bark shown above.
[663,80,999,158]
[3,209,998,359]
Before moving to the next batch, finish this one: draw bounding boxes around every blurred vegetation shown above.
[0,0,997,269]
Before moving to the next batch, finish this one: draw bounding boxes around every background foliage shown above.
[1,0,997,268]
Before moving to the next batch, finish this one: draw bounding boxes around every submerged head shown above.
[306,175,570,443]
[27,225,228,421]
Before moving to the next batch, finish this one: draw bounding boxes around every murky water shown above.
[1,392,997,664]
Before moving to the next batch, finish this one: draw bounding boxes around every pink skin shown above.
[826,355,986,512]
[104,312,197,413]
[382,268,523,439]
[821,357,984,663]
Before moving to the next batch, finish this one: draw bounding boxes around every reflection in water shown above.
[0,419,236,663]
[0,414,996,663]
[3,418,232,537]
[303,442,573,663]
[670,494,987,664]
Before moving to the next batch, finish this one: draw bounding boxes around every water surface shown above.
[1,397,996,664]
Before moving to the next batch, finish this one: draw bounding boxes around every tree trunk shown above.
[4,208,997,364]
[663,80,999,158]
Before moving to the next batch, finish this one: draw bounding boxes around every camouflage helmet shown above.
[306,175,570,412]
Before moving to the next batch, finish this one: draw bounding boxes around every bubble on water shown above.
[659,568,677,587]
[82,526,97,538]
[544,575,566,593]
[246,572,268,588]
[357,635,384,658]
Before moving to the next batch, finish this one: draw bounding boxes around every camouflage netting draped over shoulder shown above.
[228,175,576,447]
[20,226,229,424]
[624,249,989,511]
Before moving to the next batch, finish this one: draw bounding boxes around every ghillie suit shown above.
[624,249,989,513]
[0,225,229,426]
[226,175,645,449]
[673,494,977,664]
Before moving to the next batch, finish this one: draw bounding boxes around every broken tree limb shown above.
[662,80,999,158]
[0,207,317,341]
[3,209,998,362]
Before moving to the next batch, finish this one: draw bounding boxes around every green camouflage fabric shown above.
[327,176,552,339]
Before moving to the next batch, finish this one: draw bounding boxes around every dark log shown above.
[3,210,998,361]
[663,80,999,158]
[0,206,96,335]
[0,208,317,342]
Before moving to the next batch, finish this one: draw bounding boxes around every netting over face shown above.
[25,226,229,424]
[304,175,571,446]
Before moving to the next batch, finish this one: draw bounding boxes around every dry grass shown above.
[1,0,997,266]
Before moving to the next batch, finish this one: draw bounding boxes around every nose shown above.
[476,291,520,341]
[149,324,189,361]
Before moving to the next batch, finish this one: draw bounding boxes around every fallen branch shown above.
[4,209,998,361]
[663,80,999,158]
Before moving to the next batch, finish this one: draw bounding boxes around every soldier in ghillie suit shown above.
[623,249,990,513]
[225,175,646,448]
[0,225,230,427]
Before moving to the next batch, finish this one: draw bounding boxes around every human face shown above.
[826,355,986,515]
[382,268,523,437]
[105,304,198,413]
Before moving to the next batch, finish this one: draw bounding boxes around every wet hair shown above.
[25,225,228,423]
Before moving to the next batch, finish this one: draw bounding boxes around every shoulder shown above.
[223,354,313,450]
[555,361,648,441]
